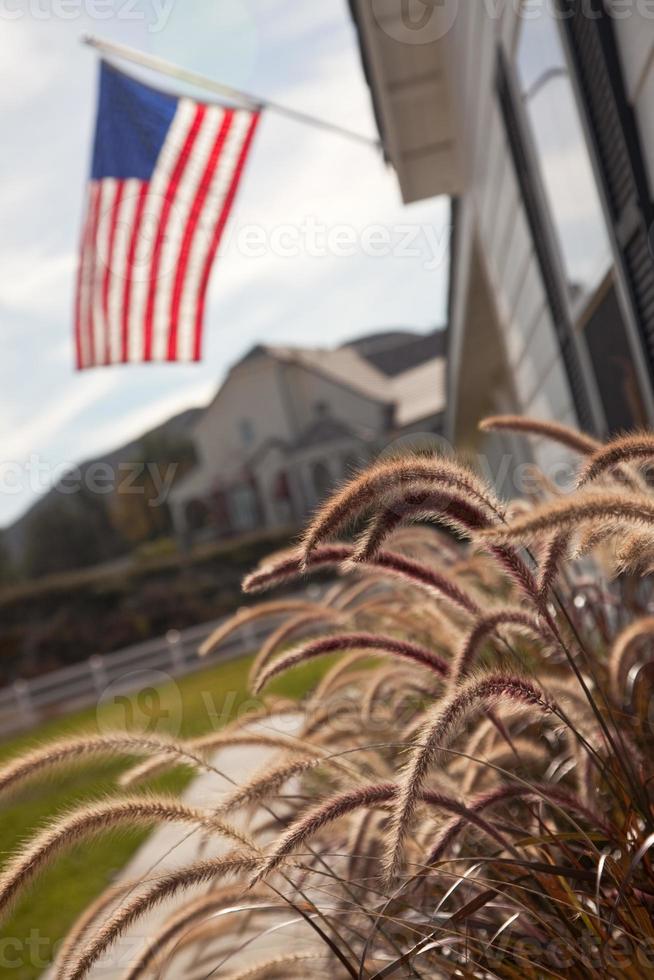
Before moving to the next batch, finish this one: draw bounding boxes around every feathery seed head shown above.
[301,456,504,561]
[479,415,600,455]
[577,432,654,488]
[386,672,554,880]
[479,491,654,546]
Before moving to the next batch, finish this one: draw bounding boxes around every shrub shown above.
[3,416,654,979]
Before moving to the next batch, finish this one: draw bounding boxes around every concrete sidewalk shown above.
[84,715,326,979]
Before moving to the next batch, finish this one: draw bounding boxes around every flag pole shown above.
[82,34,382,151]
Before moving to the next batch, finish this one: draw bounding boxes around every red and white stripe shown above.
[75,101,259,369]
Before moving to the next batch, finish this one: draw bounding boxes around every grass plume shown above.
[199,599,320,657]
[451,609,553,684]
[253,631,449,694]
[0,796,253,920]
[301,456,504,560]
[479,414,600,455]
[479,490,654,545]
[387,672,554,880]
[11,415,654,978]
[577,431,654,487]
[66,852,261,980]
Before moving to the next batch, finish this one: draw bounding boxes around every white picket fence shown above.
[0,612,275,739]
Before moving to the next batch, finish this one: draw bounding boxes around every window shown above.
[511,11,648,433]
[230,485,258,531]
[238,418,255,448]
[272,470,291,500]
[581,273,648,431]
[311,461,332,502]
[515,11,612,311]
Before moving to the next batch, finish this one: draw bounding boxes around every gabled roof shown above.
[266,344,392,404]
[345,328,445,377]
[204,332,447,429]
[392,358,446,427]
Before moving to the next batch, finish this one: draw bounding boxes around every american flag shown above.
[75,62,260,369]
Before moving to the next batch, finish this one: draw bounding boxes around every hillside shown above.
[3,407,202,578]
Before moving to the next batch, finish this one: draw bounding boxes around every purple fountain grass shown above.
[252,631,450,694]
[479,415,600,456]
[362,665,437,725]
[119,728,310,787]
[577,431,654,487]
[221,952,330,980]
[486,543,541,601]
[199,598,322,657]
[386,672,555,880]
[0,796,254,920]
[243,544,358,593]
[608,616,654,699]
[120,887,273,980]
[0,732,214,799]
[478,491,654,546]
[243,543,481,615]
[301,455,505,560]
[248,607,343,688]
[217,756,340,814]
[309,649,380,704]
[450,609,554,685]
[614,529,654,574]
[256,781,513,879]
[53,879,136,979]
[10,415,654,978]
[352,485,493,562]
[65,852,261,980]
[537,530,572,598]
[424,781,613,866]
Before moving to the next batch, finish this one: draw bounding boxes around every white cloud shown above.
[0,19,61,109]
[0,371,120,463]
[0,250,76,318]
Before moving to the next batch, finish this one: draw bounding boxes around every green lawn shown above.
[0,653,331,980]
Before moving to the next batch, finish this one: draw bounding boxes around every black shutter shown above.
[557,0,654,386]
[496,50,597,433]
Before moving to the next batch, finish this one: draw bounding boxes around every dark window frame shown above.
[555,0,654,422]
[496,47,604,435]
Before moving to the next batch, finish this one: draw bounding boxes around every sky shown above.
[0,0,450,528]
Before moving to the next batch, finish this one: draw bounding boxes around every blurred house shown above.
[350,0,654,483]
[169,329,445,541]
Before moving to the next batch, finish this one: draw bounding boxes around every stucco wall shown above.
[280,363,390,439]
[192,356,293,483]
